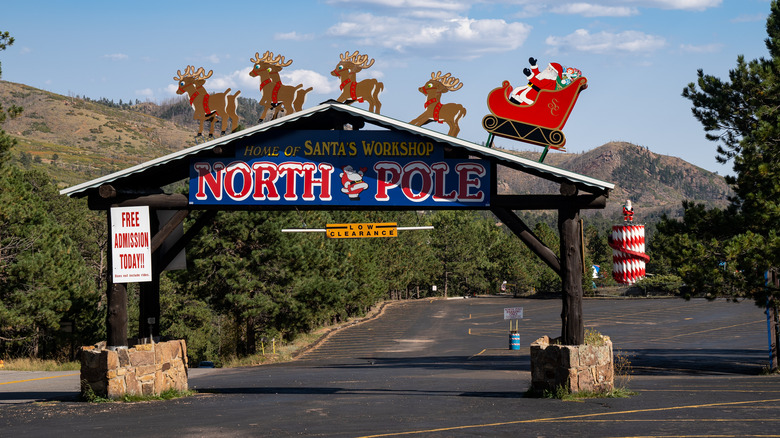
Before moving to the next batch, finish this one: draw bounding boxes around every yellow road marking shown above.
[0,373,79,386]
[467,349,486,360]
[357,397,780,438]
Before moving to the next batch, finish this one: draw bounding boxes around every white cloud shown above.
[104,53,128,61]
[511,0,721,17]
[327,13,531,59]
[135,88,154,98]
[205,67,255,92]
[643,0,721,10]
[325,0,469,13]
[546,29,666,54]
[274,31,315,41]
[680,43,722,53]
[282,69,340,95]
[732,13,765,23]
[550,3,638,17]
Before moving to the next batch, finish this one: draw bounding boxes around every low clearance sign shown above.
[189,131,490,207]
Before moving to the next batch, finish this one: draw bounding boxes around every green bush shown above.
[634,274,684,293]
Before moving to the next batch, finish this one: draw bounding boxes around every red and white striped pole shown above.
[610,224,649,285]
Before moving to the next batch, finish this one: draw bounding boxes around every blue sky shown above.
[1,0,774,175]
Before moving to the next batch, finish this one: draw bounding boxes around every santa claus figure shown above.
[340,165,369,201]
[509,57,563,105]
[623,200,634,222]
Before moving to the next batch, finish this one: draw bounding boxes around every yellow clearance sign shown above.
[326,223,398,239]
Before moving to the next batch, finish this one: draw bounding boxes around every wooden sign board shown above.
[189,130,490,208]
[326,222,397,239]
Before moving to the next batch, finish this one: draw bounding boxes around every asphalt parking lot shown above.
[1,296,778,437]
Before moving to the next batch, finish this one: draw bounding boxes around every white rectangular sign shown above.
[504,307,524,320]
[111,206,152,283]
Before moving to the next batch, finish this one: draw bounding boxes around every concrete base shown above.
[80,339,188,399]
[530,335,614,394]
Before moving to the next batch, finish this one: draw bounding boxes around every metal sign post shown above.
[504,307,524,350]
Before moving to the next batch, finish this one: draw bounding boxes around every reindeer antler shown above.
[251,51,293,67]
[431,71,463,91]
[173,65,196,81]
[192,67,213,80]
[340,50,375,69]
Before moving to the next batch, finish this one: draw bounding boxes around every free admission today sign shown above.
[189,130,490,207]
[110,206,152,283]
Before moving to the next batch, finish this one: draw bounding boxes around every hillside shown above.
[0,80,198,187]
[0,80,732,219]
[496,142,732,220]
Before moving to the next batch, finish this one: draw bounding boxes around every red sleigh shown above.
[482,76,588,153]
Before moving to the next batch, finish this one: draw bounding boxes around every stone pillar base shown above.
[530,335,613,394]
[80,339,188,399]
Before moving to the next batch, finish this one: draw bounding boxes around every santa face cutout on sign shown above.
[339,165,369,200]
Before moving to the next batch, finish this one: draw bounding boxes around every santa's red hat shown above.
[550,62,563,79]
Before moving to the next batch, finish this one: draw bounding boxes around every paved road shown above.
[1,296,779,437]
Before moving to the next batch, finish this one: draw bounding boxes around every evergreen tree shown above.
[653,1,780,366]
[0,31,22,165]
[673,0,780,301]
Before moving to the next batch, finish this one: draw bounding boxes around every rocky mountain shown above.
[0,80,732,220]
[496,142,732,220]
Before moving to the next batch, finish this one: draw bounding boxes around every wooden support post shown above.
[769,269,779,371]
[138,249,160,341]
[559,204,584,345]
[491,207,561,276]
[160,210,216,270]
[106,211,127,348]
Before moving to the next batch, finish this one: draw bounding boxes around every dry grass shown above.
[1,358,80,371]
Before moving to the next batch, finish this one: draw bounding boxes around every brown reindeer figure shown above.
[410,71,466,137]
[174,65,241,138]
[330,50,383,113]
[249,51,312,122]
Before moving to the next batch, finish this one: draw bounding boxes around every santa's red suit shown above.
[340,166,369,200]
[510,61,562,105]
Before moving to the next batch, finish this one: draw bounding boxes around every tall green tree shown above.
[653,1,780,367]
[673,0,780,300]
[0,31,22,165]
[0,31,103,359]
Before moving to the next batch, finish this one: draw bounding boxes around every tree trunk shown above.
[106,283,128,348]
[246,317,256,355]
[559,206,584,345]
[769,269,780,370]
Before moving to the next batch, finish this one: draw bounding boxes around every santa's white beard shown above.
[538,66,558,81]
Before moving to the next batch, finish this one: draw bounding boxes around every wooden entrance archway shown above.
[61,102,613,348]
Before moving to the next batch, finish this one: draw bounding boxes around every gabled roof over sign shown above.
[60,101,613,201]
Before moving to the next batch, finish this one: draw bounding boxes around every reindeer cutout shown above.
[249,51,312,122]
[410,71,466,137]
[174,65,240,138]
[330,50,383,113]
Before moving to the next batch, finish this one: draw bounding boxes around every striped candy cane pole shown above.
[610,225,649,284]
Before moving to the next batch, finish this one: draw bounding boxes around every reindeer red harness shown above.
[424,98,444,123]
[340,79,364,103]
[259,79,284,104]
[188,88,214,116]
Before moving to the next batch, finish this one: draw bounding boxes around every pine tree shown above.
[658,1,780,368]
